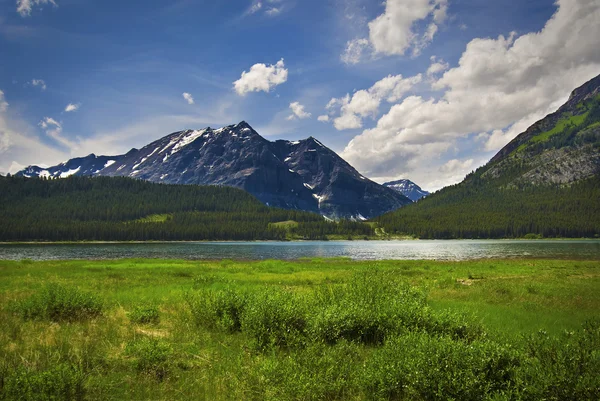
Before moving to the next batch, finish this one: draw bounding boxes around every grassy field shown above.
[0,258,598,400]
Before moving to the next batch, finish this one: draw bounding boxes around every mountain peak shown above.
[383,179,430,202]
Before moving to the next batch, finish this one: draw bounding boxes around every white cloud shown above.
[17,0,57,17]
[342,0,600,189]
[0,90,8,112]
[341,38,371,65]
[233,59,288,96]
[247,1,262,14]
[265,7,281,16]
[327,74,422,130]
[0,103,69,174]
[29,79,47,91]
[64,103,79,112]
[426,56,449,78]
[317,115,329,122]
[39,117,78,150]
[287,101,311,120]
[360,0,448,58]
[182,92,195,105]
[0,130,10,153]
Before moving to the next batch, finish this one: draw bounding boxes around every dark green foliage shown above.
[187,272,485,351]
[363,332,520,401]
[254,341,363,401]
[376,176,600,239]
[186,287,248,332]
[125,338,172,381]
[519,320,600,400]
[12,283,103,322]
[0,175,374,241]
[241,288,308,349]
[128,305,160,325]
[0,363,86,401]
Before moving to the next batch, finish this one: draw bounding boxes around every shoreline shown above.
[1,237,599,245]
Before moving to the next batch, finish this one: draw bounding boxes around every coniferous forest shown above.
[0,176,372,241]
[375,175,600,239]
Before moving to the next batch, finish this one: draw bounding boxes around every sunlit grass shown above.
[0,258,598,399]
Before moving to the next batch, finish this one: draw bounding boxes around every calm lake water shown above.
[0,240,599,261]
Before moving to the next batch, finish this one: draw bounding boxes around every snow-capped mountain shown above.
[16,121,411,219]
[383,179,430,202]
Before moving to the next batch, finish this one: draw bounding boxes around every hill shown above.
[0,176,373,241]
[375,74,600,239]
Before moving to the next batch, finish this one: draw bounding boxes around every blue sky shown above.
[1,0,599,190]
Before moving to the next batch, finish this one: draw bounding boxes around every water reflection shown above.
[0,240,599,261]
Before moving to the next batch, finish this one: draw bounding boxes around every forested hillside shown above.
[0,176,373,241]
[375,176,600,238]
[375,76,600,239]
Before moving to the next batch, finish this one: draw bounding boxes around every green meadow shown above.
[0,258,598,400]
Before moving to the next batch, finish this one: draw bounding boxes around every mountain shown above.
[383,179,430,202]
[16,122,410,219]
[375,74,600,239]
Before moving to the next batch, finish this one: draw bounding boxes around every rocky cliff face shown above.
[383,179,430,202]
[478,74,600,188]
[16,121,411,219]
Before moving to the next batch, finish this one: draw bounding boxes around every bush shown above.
[518,320,600,400]
[254,341,362,400]
[309,272,485,345]
[241,287,308,350]
[363,332,521,401]
[0,363,86,401]
[125,338,172,381]
[128,305,160,325]
[186,286,248,332]
[12,283,103,322]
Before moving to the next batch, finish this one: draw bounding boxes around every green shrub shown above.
[363,332,521,401]
[241,287,307,350]
[125,338,172,381]
[186,287,248,332]
[128,305,160,325]
[12,283,103,322]
[518,320,600,400]
[254,341,362,400]
[0,363,86,401]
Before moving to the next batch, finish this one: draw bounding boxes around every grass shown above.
[0,258,598,399]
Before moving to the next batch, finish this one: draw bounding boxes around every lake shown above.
[0,240,599,261]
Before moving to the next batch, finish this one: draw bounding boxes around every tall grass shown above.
[0,258,598,400]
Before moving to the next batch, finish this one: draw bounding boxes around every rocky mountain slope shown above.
[374,74,600,239]
[383,179,430,202]
[17,122,411,219]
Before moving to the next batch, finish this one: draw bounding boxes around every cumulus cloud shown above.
[326,74,422,130]
[29,79,47,91]
[17,0,57,17]
[0,90,8,112]
[317,115,329,122]
[233,59,288,96]
[64,103,79,112]
[182,92,195,105]
[343,0,448,62]
[342,0,600,189]
[286,102,311,120]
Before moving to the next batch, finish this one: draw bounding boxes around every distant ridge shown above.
[383,179,430,202]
